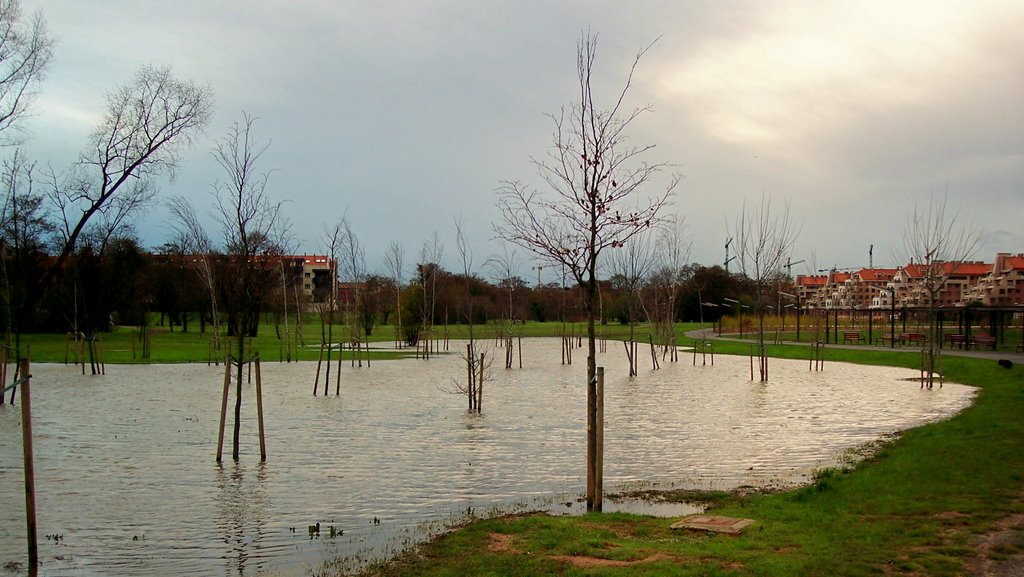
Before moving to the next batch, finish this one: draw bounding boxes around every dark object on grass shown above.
[997,359,1013,369]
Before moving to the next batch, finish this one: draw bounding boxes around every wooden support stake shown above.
[19,358,38,568]
[255,357,267,462]
[477,352,485,411]
[313,342,324,396]
[0,346,6,405]
[216,360,231,462]
[335,341,342,396]
[518,335,523,368]
[586,366,604,512]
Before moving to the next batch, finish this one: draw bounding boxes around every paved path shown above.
[684,328,1024,365]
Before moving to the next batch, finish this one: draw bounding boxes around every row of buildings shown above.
[794,253,1024,310]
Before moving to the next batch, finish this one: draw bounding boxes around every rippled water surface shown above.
[0,339,974,576]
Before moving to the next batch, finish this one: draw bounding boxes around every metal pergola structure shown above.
[796,304,1024,348]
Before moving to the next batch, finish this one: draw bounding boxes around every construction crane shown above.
[724,237,736,272]
[784,257,805,278]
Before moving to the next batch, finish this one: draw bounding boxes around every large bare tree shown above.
[495,31,678,510]
[2,63,211,338]
[0,0,52,145]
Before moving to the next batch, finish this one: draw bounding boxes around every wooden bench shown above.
[947,334,968,349]
[842,331,865,344]
[900,333,927,346]
[971,335,997,351]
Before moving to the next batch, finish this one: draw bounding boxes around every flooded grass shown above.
[0,339,974,576]
[359,350,1024,577]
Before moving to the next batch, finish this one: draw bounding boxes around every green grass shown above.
[356,344,1024,577]
[8,321,708,364]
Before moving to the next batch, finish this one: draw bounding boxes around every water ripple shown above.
[0,339,973,576]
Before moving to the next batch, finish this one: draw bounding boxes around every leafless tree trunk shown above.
[902,194,979,388]
[732,194,800,382]
[495,31,678,511]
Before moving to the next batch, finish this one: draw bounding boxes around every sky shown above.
[15,0,1024,283]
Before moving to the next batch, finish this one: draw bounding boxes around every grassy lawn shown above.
[356,344,1024,577]
[8,321,705,364]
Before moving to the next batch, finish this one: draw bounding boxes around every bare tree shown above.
[336,215,367,340]
[495,31,678,511]
[1,150,50,353]
[167,195,221,349]
[0,0,53,145]
[49,65,212,281]
[3,63,211,339]
[902,194,979,388]
[417,232,443,356]
[732,194,800,381]
[648,214,690,361]
[383,240,405,347]
[315,220,345,395]
[608,228,654,375]
[487,242,525,368]
[212,112,282,461]
[453,215,487,411]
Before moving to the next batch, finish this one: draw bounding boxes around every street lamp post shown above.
[779,291,800,341]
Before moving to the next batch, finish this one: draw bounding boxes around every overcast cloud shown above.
[17,0,1024,281]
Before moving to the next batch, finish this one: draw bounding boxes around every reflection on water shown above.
[0,339,974,576]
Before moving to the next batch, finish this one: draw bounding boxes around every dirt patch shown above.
[580,521,637,539]
[967,513,1024,577]
[549,552,672,568]
[486,532,523,555]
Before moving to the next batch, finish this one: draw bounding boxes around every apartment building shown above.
[794,254,1021,310]
[962,253,1024,306]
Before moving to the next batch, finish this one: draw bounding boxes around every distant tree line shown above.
[1,232,768,335]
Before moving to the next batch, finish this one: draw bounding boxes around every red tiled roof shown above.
[1002,256,1024,272]
[796,275,827,287]
[855,268,898,281]
[903,262,991,278]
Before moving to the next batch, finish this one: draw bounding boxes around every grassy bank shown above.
[356,345,1024,576]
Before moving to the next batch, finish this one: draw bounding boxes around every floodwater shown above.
[0,338,974,576]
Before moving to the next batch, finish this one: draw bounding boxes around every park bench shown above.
[946,334,968,349]
[842,331,865,344]
[900,333,927,346]
[877,335,897,347]
[971,335,997,351]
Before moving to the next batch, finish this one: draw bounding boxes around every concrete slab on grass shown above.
[670,515,755,535]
